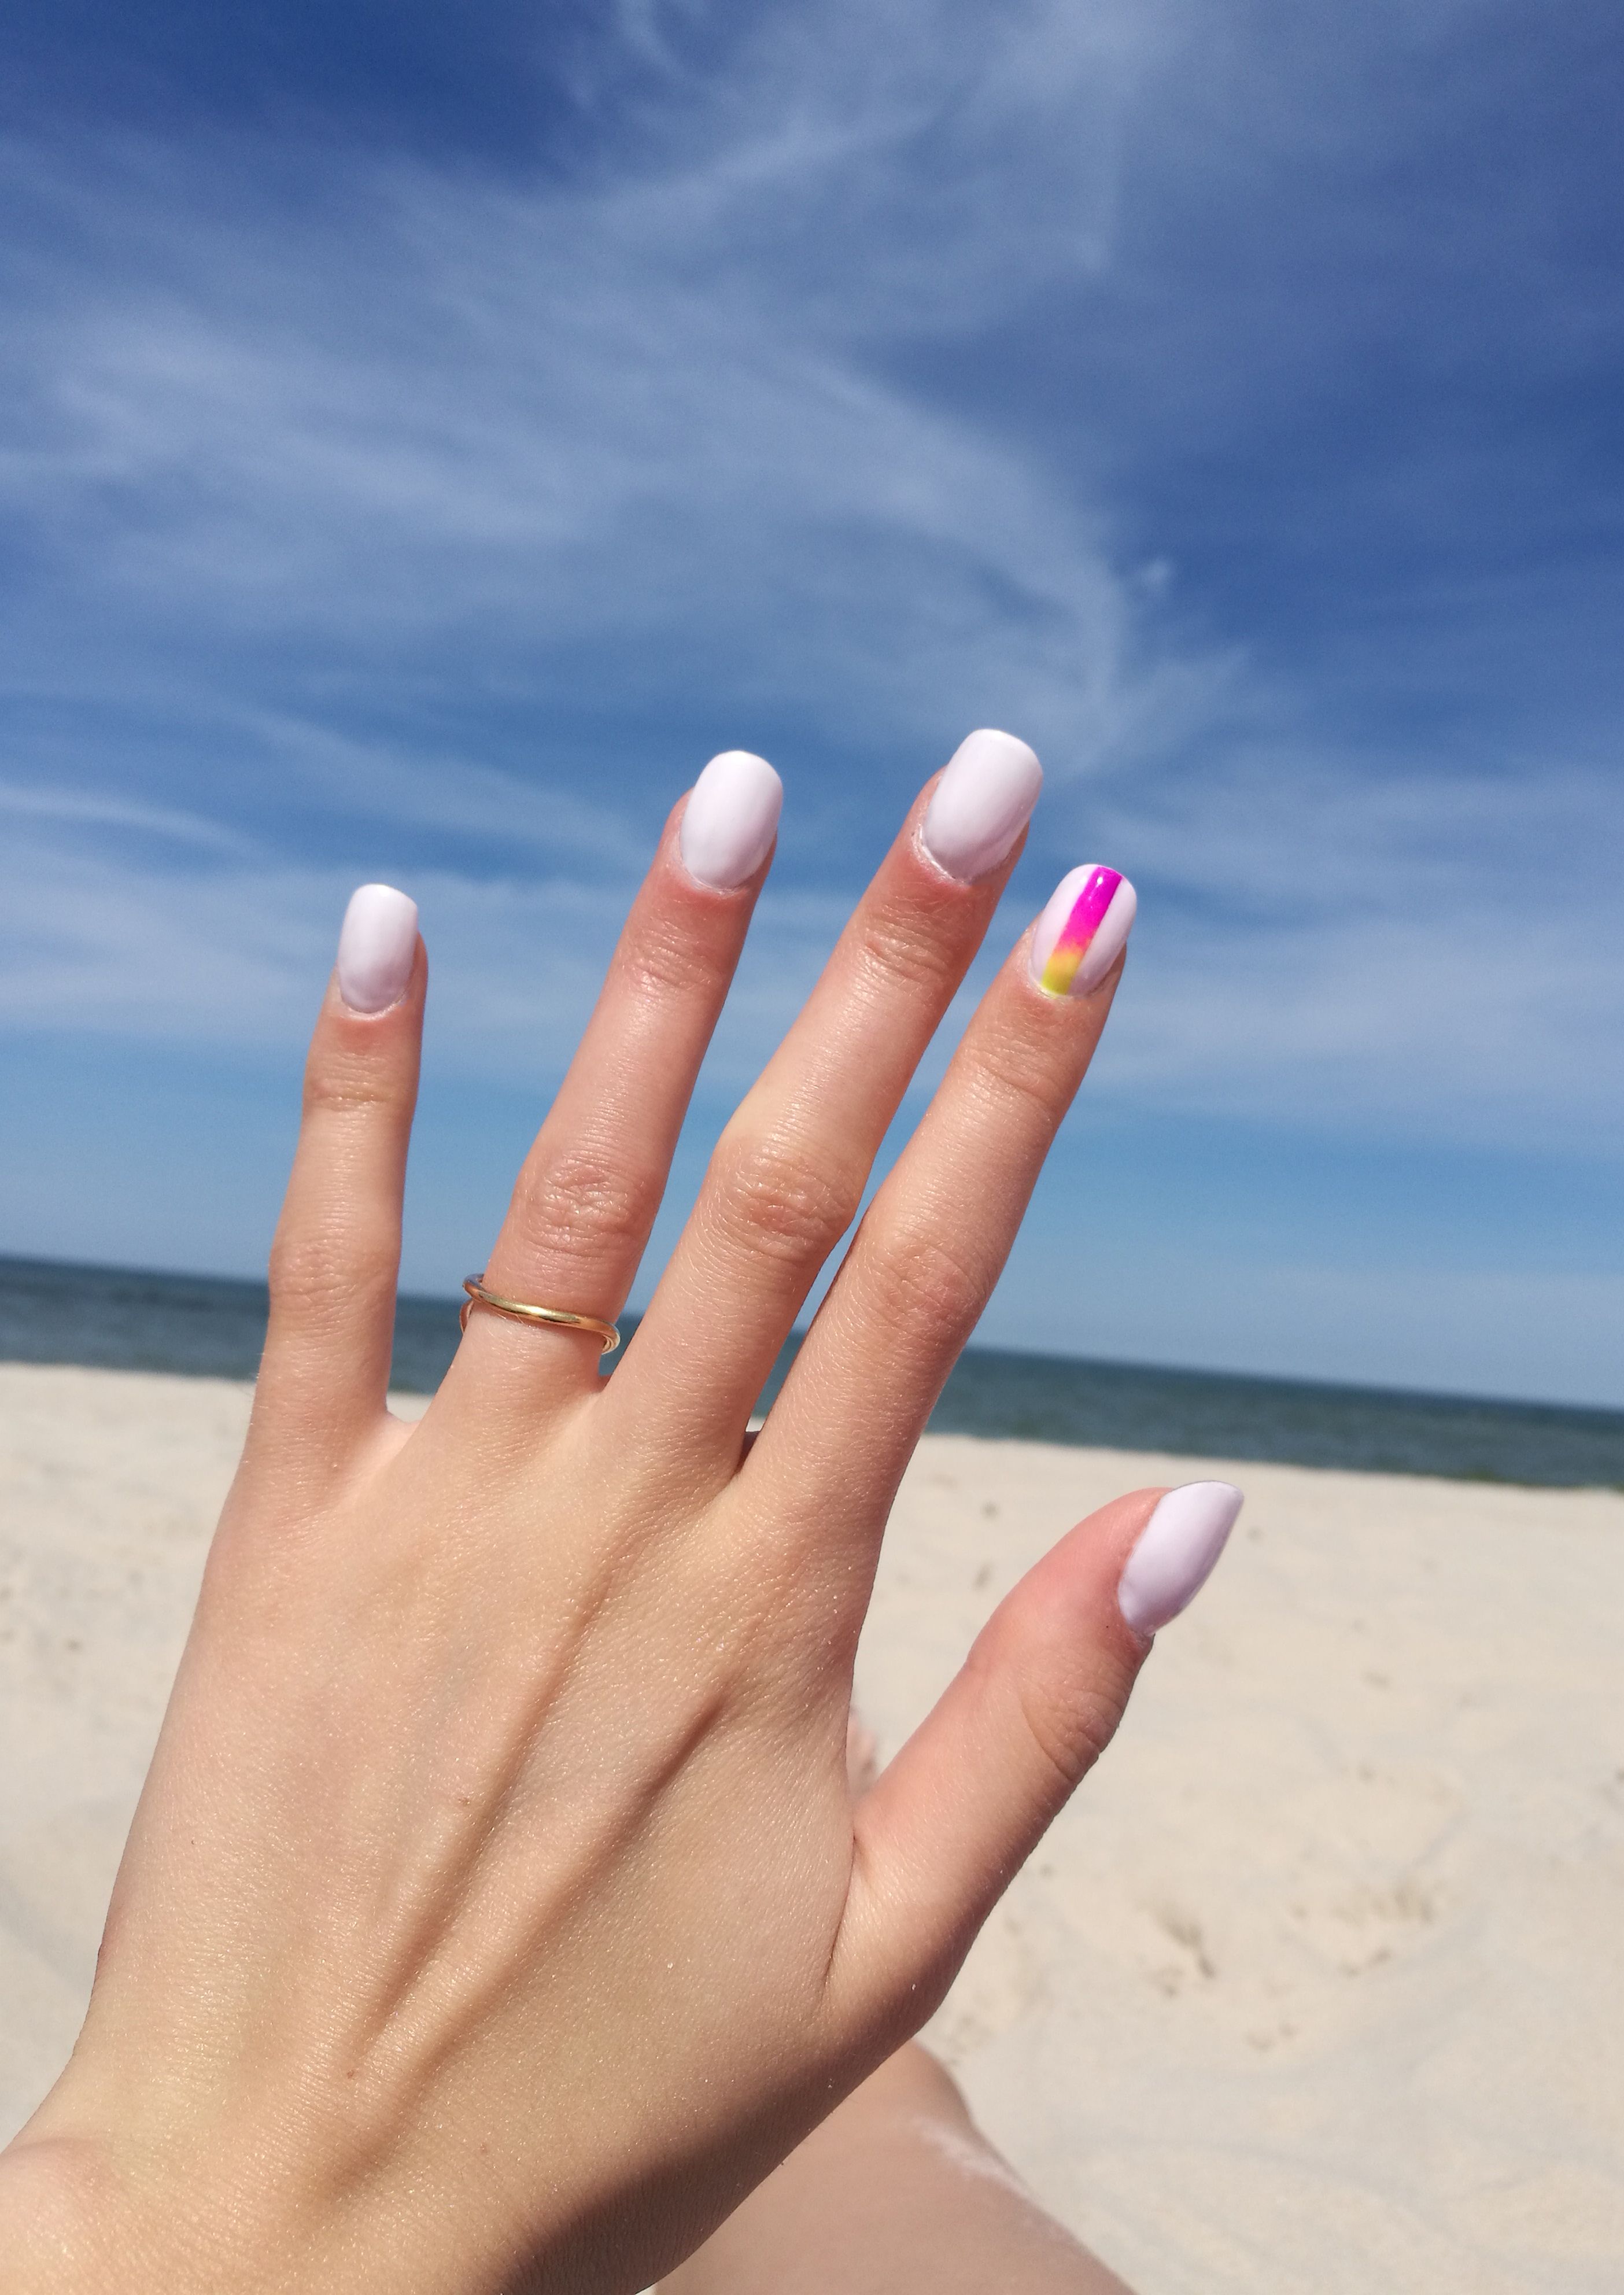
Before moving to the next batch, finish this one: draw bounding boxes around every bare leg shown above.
[658,2039,1133,2295]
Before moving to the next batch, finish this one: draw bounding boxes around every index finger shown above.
[746,864,1136,1575]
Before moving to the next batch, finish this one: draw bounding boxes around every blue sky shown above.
[1,0,1621,1405]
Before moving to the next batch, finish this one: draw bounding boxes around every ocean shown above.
[1,1253,1619,1490]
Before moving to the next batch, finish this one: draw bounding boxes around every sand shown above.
[2,1363,1622,2291]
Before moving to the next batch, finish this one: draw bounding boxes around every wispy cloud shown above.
[0,0,1619,1396]
[4,741,1617,1161]
[0,778,248,855]
[0,5,1193,770]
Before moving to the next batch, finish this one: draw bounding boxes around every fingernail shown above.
[919,728,1043,882]
[680,750,783,890]
[336,883,418,1013]
[1118,1482,1243,1636]
[1030,865,1136,997]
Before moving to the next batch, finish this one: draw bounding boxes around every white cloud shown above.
[0,794,850,1087]
[3,741,1619,1163]
[0,0,1205,774]
[0,0,1617,1179]
[0,779,248,855]
[1071,743,1624,1149]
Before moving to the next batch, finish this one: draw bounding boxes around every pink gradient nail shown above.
[1118,1481,1244,1636]
[919,728,1043,882]
[336,884,418,1013]
[680,750,783,890]
[1029,864,1136,997]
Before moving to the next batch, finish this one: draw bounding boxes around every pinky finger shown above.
[254,885,425,1461]
[834,1480,1243,2030]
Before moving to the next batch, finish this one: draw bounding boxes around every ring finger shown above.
[449,750,783,1412]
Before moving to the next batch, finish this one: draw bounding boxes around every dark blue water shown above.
[1,1254,1619,1489]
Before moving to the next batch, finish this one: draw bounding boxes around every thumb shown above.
[834,1479,1243,2031]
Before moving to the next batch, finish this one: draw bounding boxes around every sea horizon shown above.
[2,1251,1620,1490]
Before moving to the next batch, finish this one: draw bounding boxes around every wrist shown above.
[0,2131,149,2295]
[0,2108,275,2295]
[0,2083,545,2295]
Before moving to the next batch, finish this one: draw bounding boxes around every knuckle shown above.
[874,1223,988,1349]
[710,1129,862,1270]
[268,1223,393,1331]
[513,1146,658,1266]
[851,898,965,1001]
[969,1614,1124,1799]
[961,1037,1072,1137]
[1013,1659,1121,1796]
[302,1046,410,1120]
[618,917,726,1005]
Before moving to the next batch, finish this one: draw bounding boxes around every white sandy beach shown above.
[2,1360,1622,2291]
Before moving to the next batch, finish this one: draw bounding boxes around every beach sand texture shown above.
[2,1361,1622,2292]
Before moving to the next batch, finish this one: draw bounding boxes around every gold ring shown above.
[459,1275,621,1354]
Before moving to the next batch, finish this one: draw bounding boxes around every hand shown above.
[1,736,1235,2294]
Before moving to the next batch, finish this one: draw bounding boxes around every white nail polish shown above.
[1118,1482,1243,1635]
[336,884,418,1013]
[919,729,1043,883]
[680,751,783,890]
[1030,865,1137,998]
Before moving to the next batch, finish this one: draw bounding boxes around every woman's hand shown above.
[1,735,1237,2295]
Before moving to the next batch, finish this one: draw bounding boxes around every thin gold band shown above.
[459,1275,621,1355]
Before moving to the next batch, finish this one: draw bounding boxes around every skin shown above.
[666,1729,1130,2293]
[662,2042,1134,2295]
[0,771,1167,2295]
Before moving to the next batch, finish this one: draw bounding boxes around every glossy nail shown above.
[919,728,1043,883]
[1118,1481,1244,1636]
[336,883,418,1014]
[1030,864,1136,997]
[680,750,783,890]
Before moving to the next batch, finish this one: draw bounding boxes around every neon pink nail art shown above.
[1029,865,1136,998]
[1039,866,1121,992]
